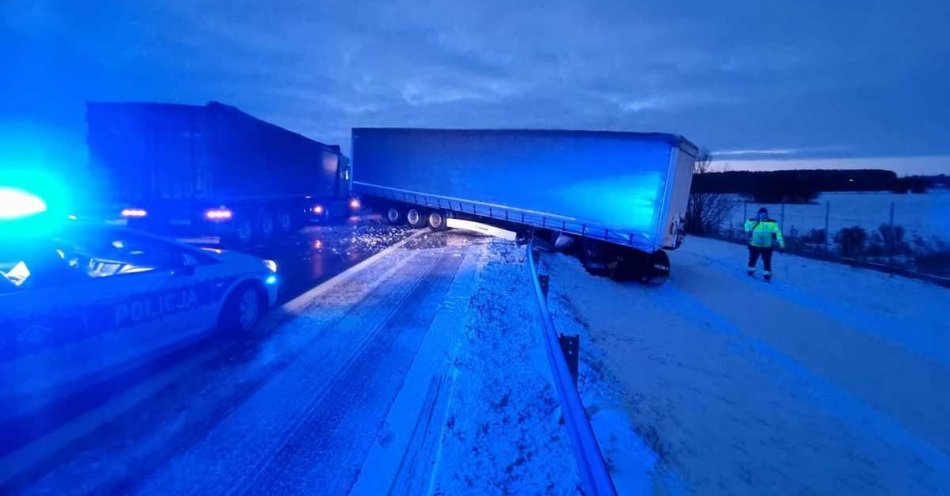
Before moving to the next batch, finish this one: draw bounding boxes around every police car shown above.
[0,219,279,400]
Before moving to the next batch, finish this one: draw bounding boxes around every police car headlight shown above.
[263,259,278,273]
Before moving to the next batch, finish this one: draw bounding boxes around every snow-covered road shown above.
[547,236,950,495]
[7,230,579,496]
[6,232,476,495]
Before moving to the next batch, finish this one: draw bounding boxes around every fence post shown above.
[780,203,786,229]
[889,202,896,265]
[743,201,747,222]
[824,201,830,251]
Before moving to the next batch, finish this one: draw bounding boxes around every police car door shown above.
[88,229,220,363]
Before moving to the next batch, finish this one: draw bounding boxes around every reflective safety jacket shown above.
[744,218,785,249]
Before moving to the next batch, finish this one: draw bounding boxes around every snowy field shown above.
[724,191,950,240]
[546,236,950,495]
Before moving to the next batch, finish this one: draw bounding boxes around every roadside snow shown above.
[546,293,663,495]
[545,236,950,495]
[429,239,580,495]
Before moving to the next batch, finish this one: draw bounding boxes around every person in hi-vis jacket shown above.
[744,207,785,281]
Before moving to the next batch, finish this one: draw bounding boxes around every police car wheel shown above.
[221,285,263,332]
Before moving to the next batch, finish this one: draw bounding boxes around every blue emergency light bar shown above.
[0,187,47,220]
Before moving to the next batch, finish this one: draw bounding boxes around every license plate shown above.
[169,219,192,226]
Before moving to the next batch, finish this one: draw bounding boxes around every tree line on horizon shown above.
[691,169,948,203]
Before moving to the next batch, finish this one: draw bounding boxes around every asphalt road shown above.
[248,218,416,304]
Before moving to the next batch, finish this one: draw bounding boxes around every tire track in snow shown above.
[546,248,949,495]
[233,249,466,495]
[131,250,443,495]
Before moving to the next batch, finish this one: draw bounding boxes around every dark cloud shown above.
[1,0,948,172]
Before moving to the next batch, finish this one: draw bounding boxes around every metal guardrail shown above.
[525,237,618,496]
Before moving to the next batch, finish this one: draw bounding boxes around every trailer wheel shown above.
[578,239,610,276]
[607,248,670,284]
[645,250,671,284]
[386,207,403,225]
[406,208,427,229]
[427,210,447,231]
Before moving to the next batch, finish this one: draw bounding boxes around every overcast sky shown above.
[1,0,948,174]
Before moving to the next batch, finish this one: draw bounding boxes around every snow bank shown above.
[544,285,662,495]
[429,239,580,495]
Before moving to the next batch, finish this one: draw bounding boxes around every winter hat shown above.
[757,207,769,216]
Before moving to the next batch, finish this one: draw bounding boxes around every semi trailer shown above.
[86,101,354,246]
[351,128,698,280]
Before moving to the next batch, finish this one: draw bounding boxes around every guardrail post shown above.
[559,334,580,386]
[538,274,550,300]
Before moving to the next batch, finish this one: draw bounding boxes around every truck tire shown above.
[427,210,447,231]
[230,217,255,247]
[406,208,426,229]
[386,206,403,225]
[578,239,610,276]
[321,206,345,226]
[256,209,276,240]
[218,283,265,332]
[607,248,670,284]
[276,208,294,235]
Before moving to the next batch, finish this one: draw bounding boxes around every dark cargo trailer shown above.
[86,101,353,245]
[351,128,698,279]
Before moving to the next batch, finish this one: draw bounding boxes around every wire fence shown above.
[700,196,949,282]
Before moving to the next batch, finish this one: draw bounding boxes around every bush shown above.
[686,193,734,235]
[835,226,867,257]
[877,224,908,255]
[799,228,827,245]
[912,237,950,276]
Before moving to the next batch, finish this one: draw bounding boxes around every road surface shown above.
[2,225,485,495]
